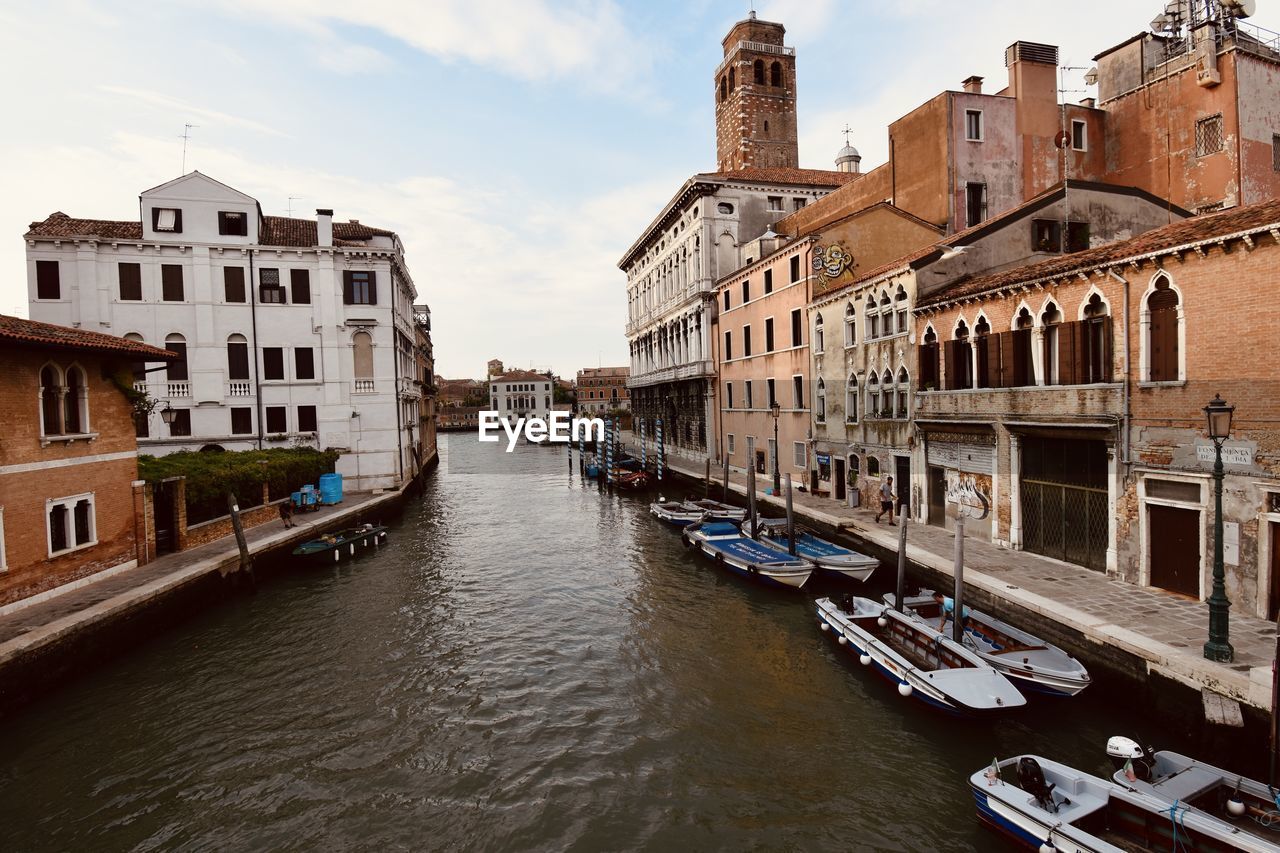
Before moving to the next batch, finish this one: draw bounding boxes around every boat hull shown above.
[292,525,388,562]
[684,523,812,590]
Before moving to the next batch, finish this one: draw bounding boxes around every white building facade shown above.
[25,172,424,491]
[489,371,553,422]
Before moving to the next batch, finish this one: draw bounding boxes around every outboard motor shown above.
[1017,757,1059,813]
[1106,736,1152,781]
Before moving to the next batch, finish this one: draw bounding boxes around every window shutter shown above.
[1055,323,1073,385]
[151,207,160,231]
[984,336,1002,389]
[1100,316,1113,383]
[366,271,378,305]
[942,341,955,390]
[342,270,354,304]
[997,332,1015,388]
[173,209,183,234]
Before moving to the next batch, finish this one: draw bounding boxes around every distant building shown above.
[576,367,629,413]
[437,406,481,432]
[412,304,437,477]
[437,378,484,408]
[489,370,553,422]
[486,359,504,377]
[0,315,173,606]
[25,172,426,492]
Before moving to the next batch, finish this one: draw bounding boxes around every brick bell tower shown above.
[714,13,798,172]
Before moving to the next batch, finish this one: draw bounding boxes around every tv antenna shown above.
[287,196,303,217]
[180,123,199,173]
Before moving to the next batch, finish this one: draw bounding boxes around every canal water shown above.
[0,434,1189,851]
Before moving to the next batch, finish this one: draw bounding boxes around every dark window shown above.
[161,264,184,301]
[719,75,727,102]
[789,256,800,283]
[36,260,60,299]
[1148,279,1180,381]
[48,504,67,552]
[73,499,92,545]
[265,406,287,434]
[1067,222,1090,252]
[919,329,939,390]
[343,270,377,305]
[965,109,982,141]
[1071,120,1087,151]
[224,266,246,303]
[259,268,285,304]
[745,380,753,409]
[295,347,315,380]
[743,326,752,357]
[763,269,773,294]
[151,207,182,233]
[965,183,987,227]
[1082,295,1112,384]
[170,408,191,436]
[1195,114,1224,157]
[227,339,250,380]
[793,375,803,408]
[726,382,734,409]
[218,211,247,236]
[297,405,317,433]
[770,61,782,87]
[723,290,731,311]
[765,317,774,352]
[767,378,776,408]
[166,338,188,380]
[742,280,749,303]
[753,59,764,85]
[231,407,253,435]
[1035,219,1090,253]
[262,347,284,381]
[723,330,732,361]
[974,318,991,389]
[117,263,142,300]
[290,269,311,304]
[1274,134,1280,172]
[790,308,802,346]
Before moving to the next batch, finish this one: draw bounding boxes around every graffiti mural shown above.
[812,242,856,287]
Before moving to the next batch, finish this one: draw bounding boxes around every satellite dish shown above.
[1054,130,1070,149]
[1220,0,1255,17]
[1084,67,1099,86]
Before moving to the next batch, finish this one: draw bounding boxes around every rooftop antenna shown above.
[287,196,303,218]
[180,123,199,173]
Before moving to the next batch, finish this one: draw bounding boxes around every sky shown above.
[2,0,1279,379]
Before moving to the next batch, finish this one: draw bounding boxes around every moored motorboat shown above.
[971,754,1280,852]
[754,519,878,582]
[1106,737,1280,844]
[816,595,1025,715]
[292,523,388,563]
[682,520,812,589]
[650,498,747,527]
[883,589,1090,697]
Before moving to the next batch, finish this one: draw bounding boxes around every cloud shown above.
[228,0,655,93]
[98,85,288,138]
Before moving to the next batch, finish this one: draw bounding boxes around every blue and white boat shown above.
[682,521,812,589]
[753,519,879,582]
[883,589,1090,697]
[816,595,1025,716]
[651,498,746,527]
[971,754,1280,852]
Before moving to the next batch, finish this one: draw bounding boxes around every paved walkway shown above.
[626,434,1276,713]
[0,490,399,653]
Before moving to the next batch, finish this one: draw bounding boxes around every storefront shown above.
[922,428,995,533]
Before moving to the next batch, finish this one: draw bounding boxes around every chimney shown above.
[316,208,333,247]
[1080,97,1096,108]
[962,75,983,94]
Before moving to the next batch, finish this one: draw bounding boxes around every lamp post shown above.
[771,401,781,494]
[159,402,177,434]
[1203,393,1235,663]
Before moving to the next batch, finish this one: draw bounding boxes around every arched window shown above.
[816,379,826,422]
[895,367,910,418]
[894,285,909,334]
[40,364,62,436]
[165,333,188,381]
[867,455,880,477]
[974,316,991,389]
[353,331,374,379]
[728,67,736,92]
[919,326,939,390]
[227,333,250,381]
[63,364,86,434]
[951,320,973,389]
[1147,277,1180,382]
[1041,302,1062,385]
[881,369,894,418]
[845,373,858,423]
[844,302,856,347]
[770,61,782,87]
[719,75,727,102]
[753,59,765,85]
[1011,307,1035,387]
[814,313,825,353]
[1083,293,1111,383]
[865,295,878,339]
[848,454,860,484]
[866,371,880,417]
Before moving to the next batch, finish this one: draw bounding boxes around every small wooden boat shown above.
[816,595,1025,715]
[292,524,388,562]
[650,498,746,526]
[682,521,812,589]
[971,754,1280,852]
[1106,737,1280,845]
[754,519,878,582]
[617,470,653,489]
[883,589,1090,697]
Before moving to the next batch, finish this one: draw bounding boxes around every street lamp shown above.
[159,402,177,432]
[770,401,782,494]
[1203,393,1235,663]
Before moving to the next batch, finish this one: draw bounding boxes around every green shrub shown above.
[138,448,340,524]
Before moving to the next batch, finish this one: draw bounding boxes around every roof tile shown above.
[0,315,176,359]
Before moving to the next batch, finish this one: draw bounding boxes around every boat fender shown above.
[837,634,847,646]
[819,621,830,632]
[1038,842,1056,853]
[876,614,888,628]
[714,552,725,565]
[859,653,872,666]
[897,681,913,697]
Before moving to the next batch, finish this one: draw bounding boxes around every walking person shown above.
[874,476,895,523]
[279,498,295,529]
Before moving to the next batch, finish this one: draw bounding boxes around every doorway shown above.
[895,456,911,517]
[1270,523,1280,621]
[154,478,178,555]
[928,465,946,527]
[834,457,846,501]
[1148,504,1201,598]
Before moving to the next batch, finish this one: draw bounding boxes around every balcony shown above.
[627,360,715,389]
[227,381,252,397]
[168,382,190,397]
[133,380,148,394]
[353,379,376,394]
[398,376,421,398]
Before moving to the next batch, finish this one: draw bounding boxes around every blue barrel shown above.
[318,473,344,505]
[291,490,302,508]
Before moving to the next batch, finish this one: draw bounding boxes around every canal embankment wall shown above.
[0,450,437,719]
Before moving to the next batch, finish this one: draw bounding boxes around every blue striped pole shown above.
[656,418,664,481]
[639,418,647,473]
[578,429,584,476]
[605,418,614,486]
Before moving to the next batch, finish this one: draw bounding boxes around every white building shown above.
[25,172,425,491]
[489,371,553,422]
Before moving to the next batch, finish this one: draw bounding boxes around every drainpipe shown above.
[1107,268,1131,470]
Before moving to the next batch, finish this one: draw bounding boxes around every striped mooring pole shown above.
[656,418,664,481]
[605,418,615,486]
[577,429,585,476]
[639,418,647,473]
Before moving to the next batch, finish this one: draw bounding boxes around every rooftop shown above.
[0,314,175,359]
[25,211,397,248]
